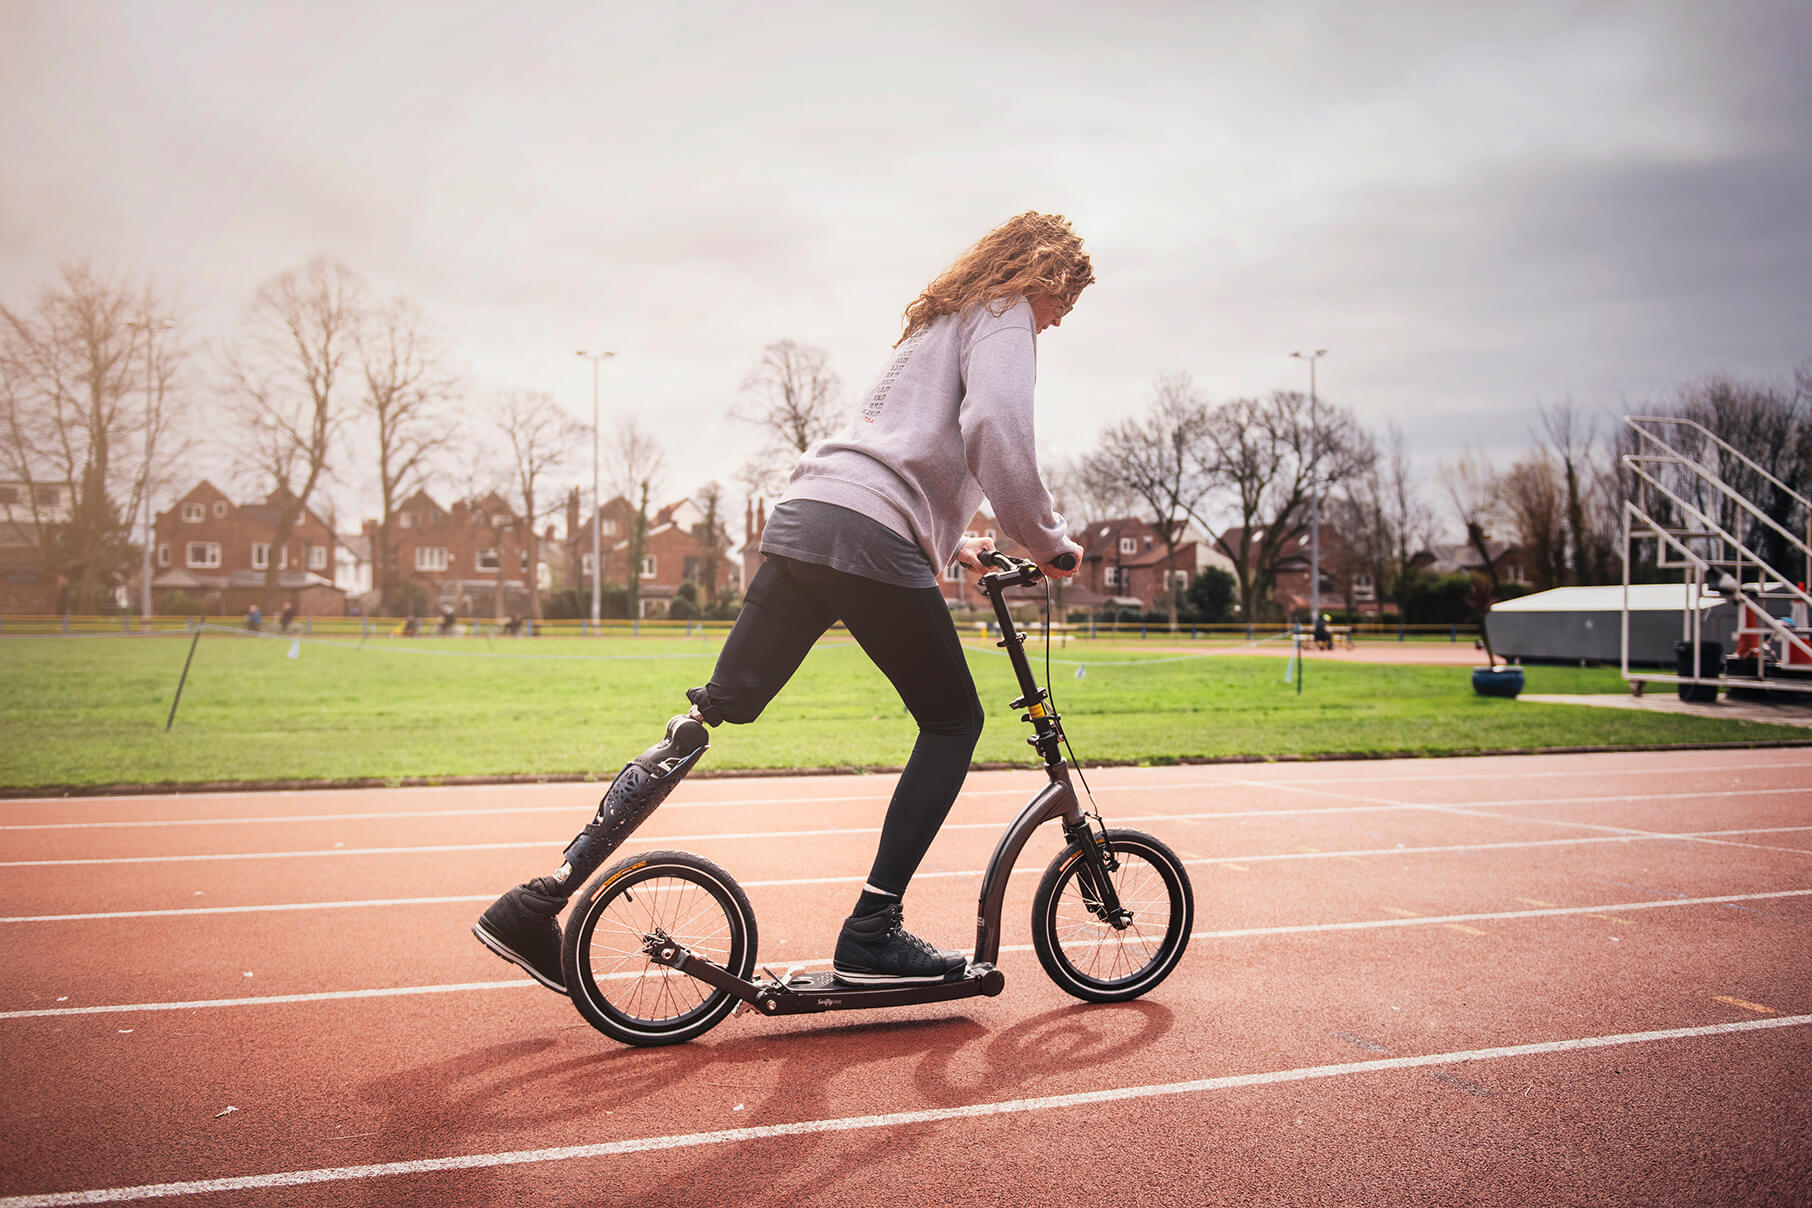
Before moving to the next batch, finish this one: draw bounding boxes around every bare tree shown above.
[1439,448,1503,595]
[1330,424,1402,616]
[607,421,665,620]
[494,390,583,622]
[222,256,366,612]
[0,265,187,613]
[1535,399,1609,585]
[1379,423,1435,598]
[692,479,732,609]
[1079,373,1212,628]
[1500,452,1569,589]
[1047,452,1140,535]
[734,339,844,499]
[1196,390,1368,622]
[360,296,457,613]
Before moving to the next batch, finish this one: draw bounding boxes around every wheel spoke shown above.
[1046,844,1182,989]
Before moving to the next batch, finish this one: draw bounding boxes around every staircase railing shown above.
[1621,416,1812,696]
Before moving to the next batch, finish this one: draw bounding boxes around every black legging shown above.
[687,554,984,896]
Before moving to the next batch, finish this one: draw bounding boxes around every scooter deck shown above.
[756,966,1006,1016]
[647,939,1007,1018]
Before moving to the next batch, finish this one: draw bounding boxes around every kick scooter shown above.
[559,551,1195,1046]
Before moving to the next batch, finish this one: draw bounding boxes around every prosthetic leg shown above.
[472,713,710,993]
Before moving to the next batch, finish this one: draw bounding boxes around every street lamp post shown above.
[1290,349,1328,622]
[127,318,173,629]
[576,350,615,629]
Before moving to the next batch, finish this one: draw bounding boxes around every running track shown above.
[2,749,1809,1206]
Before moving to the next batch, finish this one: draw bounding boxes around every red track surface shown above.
[3,750,1809,1206]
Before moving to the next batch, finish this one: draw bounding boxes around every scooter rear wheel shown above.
[1031,829,1192,1003]
[563,850,757,1046]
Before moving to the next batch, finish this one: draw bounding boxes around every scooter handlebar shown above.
[978,549,1077,584]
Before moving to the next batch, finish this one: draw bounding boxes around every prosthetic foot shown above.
[472,713,710,994]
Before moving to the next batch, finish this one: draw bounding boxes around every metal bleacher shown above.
[1621,416,1812,699]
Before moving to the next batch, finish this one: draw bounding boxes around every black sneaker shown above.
[473,879,568,995]
[832,904,967,985]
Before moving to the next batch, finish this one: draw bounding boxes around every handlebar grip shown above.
[979,550,1015,571]
[1051,552,1078,572]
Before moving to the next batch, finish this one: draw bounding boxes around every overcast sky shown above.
[4,0,1809,536]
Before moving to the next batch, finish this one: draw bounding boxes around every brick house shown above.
[149,480,343,617]
[1071,516,1233,613]
[1216,522,1376,618]
[0,480,71,613]
[1408,539,1528,589]
[363,489,538,621]
[569,493,740,618]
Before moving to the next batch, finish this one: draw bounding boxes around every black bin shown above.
[1675,639,1721,702]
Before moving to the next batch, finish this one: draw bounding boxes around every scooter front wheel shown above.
[1031,829,1193,1003]
[563,850,757,1046]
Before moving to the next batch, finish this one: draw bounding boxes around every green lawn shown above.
[0,630,1803,791]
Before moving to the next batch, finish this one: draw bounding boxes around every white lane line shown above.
[0,800,1416,834]
[5,831,1805,923]
[1412,803,1812,860]
[11,783,1809,861]
[5,889,1806,1020]
[2,1014,1807,1206]
[8,781,1807,832]
[0,807,1428,865]
[8,753,1811,816]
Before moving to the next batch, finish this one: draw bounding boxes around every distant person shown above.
[398,614,419,638]
[278,601,297,633]
[503,614,524,637]
[474,210,1088,993]
[1313,612,1332,650]
[438,604,456,636]
[245,604,261,632]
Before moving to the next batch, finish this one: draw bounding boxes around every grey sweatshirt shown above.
[777,299,1081,574]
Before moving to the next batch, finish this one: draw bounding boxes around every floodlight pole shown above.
[577,350,616,629]
[1291,349,1328,622]
[127,317,173,630]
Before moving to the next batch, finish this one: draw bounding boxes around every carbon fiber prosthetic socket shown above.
[549,714,710,894]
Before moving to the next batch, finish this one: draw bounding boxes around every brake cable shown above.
[1040,575,1110,851]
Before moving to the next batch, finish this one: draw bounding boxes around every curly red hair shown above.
[897,212,1095,345]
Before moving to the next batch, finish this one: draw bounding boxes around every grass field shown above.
[0,628,1805,791]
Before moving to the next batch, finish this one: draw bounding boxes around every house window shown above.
[581,553,594,577]
[1504,563,1523,583]
[415,546,448,572]
[1172,570,1190,586]
[252,543,270,569]
[36,486,60,506]
[1104,566,1124,589]
[1119,537,1137,555]
[182,502,204,524]
[984,529,996,541]
[602,518,618,536]
[186,542,220,568]
[0,486,18,505]
[640,556,655,579]
[946,562,964,583]
[308,545,326,570]
[157,544,169,567]
[213,501,227,518]
[400,512,414,529]
[477,548,500,572]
